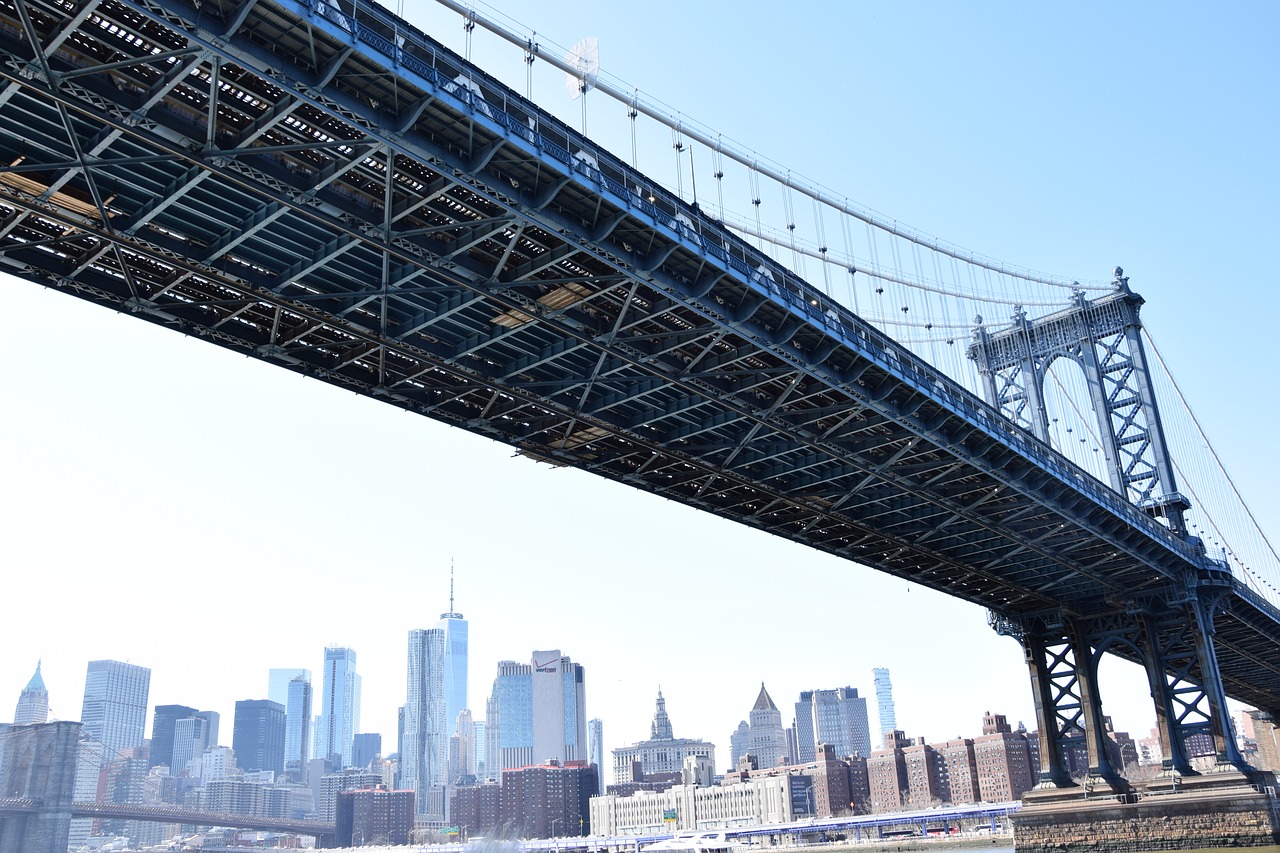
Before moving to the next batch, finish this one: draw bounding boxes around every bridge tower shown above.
[973,273,1266,806]
[969,268,1191,538]
[0,721,82,853]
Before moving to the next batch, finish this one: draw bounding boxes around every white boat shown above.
[642,831,738,853]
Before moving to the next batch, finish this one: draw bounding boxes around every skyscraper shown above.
[285,675,313,771]
[873,667,897,739]
[268,668,311,708]
[13,661,49,725]
[588,718,604,793]
[745,683,787,769]
[438,569,469,737]
[487,650,587,775]
[449,708,476,782]
[318,647,361,767]
[352,732,382,769]
[149,704,198,769]
[80,660,150,758]
[403,627,446,818]
[794,687,871,761]
[171,715,215,777]
[232,699,286,774]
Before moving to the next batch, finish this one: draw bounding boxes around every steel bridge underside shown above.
[0,0,1277,710]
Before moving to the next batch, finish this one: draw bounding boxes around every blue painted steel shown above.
[0,0,1277,731]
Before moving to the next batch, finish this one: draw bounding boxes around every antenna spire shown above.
[441,559,463,620]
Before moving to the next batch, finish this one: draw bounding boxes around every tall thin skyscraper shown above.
[403,627,446,818]
[873,667,897,739]
[437,567,469,743]
[13,661,49,725]
[587,718,604,794]
[80,660,150,758]
[285,675,313,770]
[319,647,361,767]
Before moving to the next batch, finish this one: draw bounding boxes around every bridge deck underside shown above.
[0,0,1277,710]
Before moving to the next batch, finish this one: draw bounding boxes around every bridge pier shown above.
[1012,786,1280,853]
[998,584,1280,852]
[0,721,82,853]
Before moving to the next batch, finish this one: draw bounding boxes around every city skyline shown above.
[2,0,1276,783]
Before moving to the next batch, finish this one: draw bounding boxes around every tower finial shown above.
[449,559,455,613]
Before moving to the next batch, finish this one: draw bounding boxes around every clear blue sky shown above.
[2,1,1277,777]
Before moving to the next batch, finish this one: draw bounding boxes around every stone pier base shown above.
[1012,784,1280,853]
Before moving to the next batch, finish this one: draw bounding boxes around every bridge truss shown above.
[0,0,1278,793]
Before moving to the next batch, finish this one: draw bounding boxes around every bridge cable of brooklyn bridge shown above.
[0,0,1278,849]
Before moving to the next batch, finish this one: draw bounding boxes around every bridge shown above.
[0,0,1277,850]
[0,796,334,838]
[0,722,335,850]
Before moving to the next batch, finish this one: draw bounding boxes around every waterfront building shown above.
[935,737,979,804]
[487,651,587,776]
[80,660,150,758]
[973,712,1034,802]
[902,737,945,807]
[501,760,596,838]
[285,675,313,773]
[149,704,197,769]
[13,661,49,725]
[872,667,896,739]
[590,772,798,836]
[336,787,415,846]
[232,699,286,774]
[403,626,447,818]
[450,780,503,837]
[794,687,872,762]
[611,691,716,785]
[868,730,911,812]
[318,768,384,822]
[318,646,361,768]
[723,742,857,818]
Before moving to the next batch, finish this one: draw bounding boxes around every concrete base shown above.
[1012,783,1280,853]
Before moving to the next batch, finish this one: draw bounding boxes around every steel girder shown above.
[0,0,1278,712]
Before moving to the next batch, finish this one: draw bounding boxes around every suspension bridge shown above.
[0,0,1277,850]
